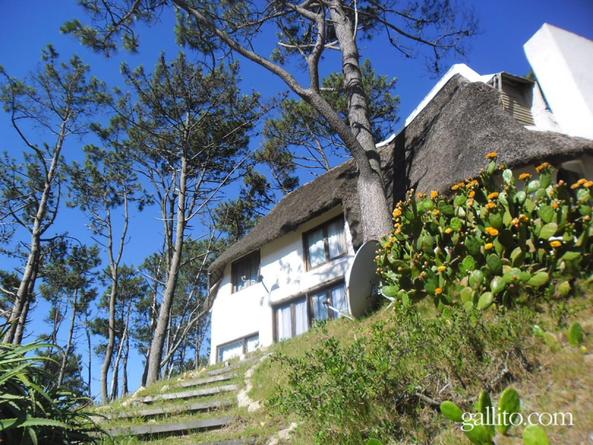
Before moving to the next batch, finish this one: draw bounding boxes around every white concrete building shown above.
[207,24,593,364]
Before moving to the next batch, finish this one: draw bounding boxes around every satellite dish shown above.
[346,240,380,318]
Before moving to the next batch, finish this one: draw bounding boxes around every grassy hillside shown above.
[245,280,593,444]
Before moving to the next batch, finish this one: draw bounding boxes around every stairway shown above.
[98,360,258,444]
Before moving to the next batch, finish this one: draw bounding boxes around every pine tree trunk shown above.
[57,291,78,387]
[101,266,118,403]
[5,124,67,344]
[327,0,392,241]
[145,156,188,385]
[86,314,92,397]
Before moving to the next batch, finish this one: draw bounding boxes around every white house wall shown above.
[209,206,355,364]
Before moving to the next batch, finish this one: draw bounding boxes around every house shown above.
[207,24,593,364]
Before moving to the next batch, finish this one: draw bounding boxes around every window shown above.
[217,333,259,362]
[310,282,348,323]
[273,282,347,341]
[275,297,308,341]
[231,251,260,292]
[303,216,346,269]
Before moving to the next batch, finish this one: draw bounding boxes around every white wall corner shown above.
[524,23,593,140]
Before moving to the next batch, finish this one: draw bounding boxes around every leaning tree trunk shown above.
[14,267,37,345]
[328,0,392,241]
[145,156,188,385]
[57,291,78,388]
[4,122,67,344]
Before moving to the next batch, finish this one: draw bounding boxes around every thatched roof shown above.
[209,74,593,280]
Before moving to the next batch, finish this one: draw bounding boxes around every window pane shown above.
[246,334,259,352]
[294,298,308,336]
[331,284,348,318]
[307,228,326,268]
[234,252,260,291]
[219,340,243,362]
[311,291,329,322]
[277,305,292,341]
[327,219,345,259]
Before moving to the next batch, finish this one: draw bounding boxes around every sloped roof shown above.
[209,74,593,280]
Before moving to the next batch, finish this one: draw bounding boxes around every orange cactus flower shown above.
[485,227,499,237]
[484,242,494,251]
[519,172,532,181]
[487,192,499,200]
[486,202,497,210]
[535,162,551,173]
[431,190,439,199]
[550,240,562,248]
[584,180,593,188]
[485,151,498,160]
[468,198,475,206]
[552,200,559,209]
[571,182,580,190]
[435,287,443,295]
[469,190,476,198]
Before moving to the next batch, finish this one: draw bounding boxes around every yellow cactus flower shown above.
[485,151,497,160]
[417,192,426,199]
[437,265,447,273]
[435,287,443,295]
[393,208,402,218]
[431,190,439,200]
[487,192,499,200]
[433,209,441,217]
[535,162,551,173]
[469,190,476,198]
[519,214,529,223]
[519,172,532,181]
[451,182,464,191]
[484,242,494,251]
[485,227,499,237]
[486,202,497,210]
[444,227,453,235]
[550,240,562,248]
[511,218,520,227]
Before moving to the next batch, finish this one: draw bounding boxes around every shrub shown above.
[0,337,103,444]
[269,303,535,444]
[377,155,593,310]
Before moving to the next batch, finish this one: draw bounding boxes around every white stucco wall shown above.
[524,24,593,140]
[209,206,355,364]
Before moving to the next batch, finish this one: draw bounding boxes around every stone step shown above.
[106,415,234,437]
[105,399,234,420]
[177,373,236,388]
[201,440,257,445]
[138,384,239,404]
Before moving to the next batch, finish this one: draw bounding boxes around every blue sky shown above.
[1,0,592,399]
